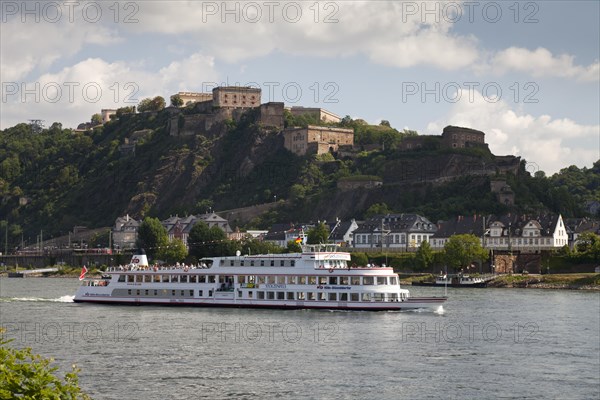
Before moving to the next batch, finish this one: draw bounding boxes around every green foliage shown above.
[138,96,166,113]
[0,330,90,399]
[415,240,434,271]
[239,238,283,255]
[307,222,329,244]
[350,252,368,267]
[158,238,188,263]
[91,113,102,125]
[574,232,600,261]
[137,217,168,259]
[443,234,489,272]
[188,222,235,259]
[286,240,302,253]
[364,203,391,218]
[170,94,184,108]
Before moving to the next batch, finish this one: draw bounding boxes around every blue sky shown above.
[1,0,598,174]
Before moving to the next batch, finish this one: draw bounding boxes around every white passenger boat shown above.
[74,245,446,311]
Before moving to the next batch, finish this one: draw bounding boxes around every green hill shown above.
[1,107,598,249]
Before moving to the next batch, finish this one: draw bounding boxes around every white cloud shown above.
[488,47,599,82]
[0,54,218,129]
[426,89,600,174]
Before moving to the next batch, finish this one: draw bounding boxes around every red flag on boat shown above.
[79,265,88,281]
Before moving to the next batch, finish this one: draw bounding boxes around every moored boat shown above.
[412,273,495,288]
[74,245,446,311]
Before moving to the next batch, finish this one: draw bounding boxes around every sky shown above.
[1,0,598,175]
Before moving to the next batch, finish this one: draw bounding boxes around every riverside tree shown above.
[443,234,488,272]
[137,217,169,259]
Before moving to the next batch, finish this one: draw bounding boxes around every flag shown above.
[79,265,88,281]
[295,237,302,244]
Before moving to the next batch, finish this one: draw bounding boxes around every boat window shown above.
[373,293,384,301]
[318,276,327,285]
[307,292,316,301]
[267,276,276,284]
[319,292,327,301]
[299,276,307,285]
[258,276,266,284]
[248,291,253,298]
[145,290,149,295]
[297,292,306,300]
[154,290,158,296]
[126,275,134,282]
[199,290,203,297]
[128,289,131,295]
[286,292,294,300]
[350,277,360,285]
[329,276,338,285]
[260,260,265,266]
[287,276,297,285]
[208,290,213,297]
[363,277,374,285]
[339,293,348,301]
[238,290,242,297]
[291,261,295,267]
[229,260,234,266]
[350,293,359,301]
[238,276,245,284]
[181,275,188,283]
[277,292,285,300]
[118,275,125,282]
[154,275,160,283]
[220,260,224,266]
[328,293,337,301]
[277,276,285,284]
[136,289,140,295]
[240,261,244,267]
[198,275,206,283]
[172,290,176,296]
[280,260,285,267]
[362,293,371,301]
[250,260,255,266]
[180,290,185,296]
[171,275,179,283]
[189,290,193,296]
[390,293,399,301]
[267,292,275,300]
[340,276,349,285]
[377,277,386,285]
[257,291,264,299]
[162,275,170,283]
[190,275,197,283]
[208,275,215,283]
[270,260,275,267]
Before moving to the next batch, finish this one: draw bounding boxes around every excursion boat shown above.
[412,273,495,288]
[74,245,446,311]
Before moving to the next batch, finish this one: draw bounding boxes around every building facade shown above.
[112,215,140,249]
[212,86,261,108]
[283,125,354,156]
[353,214,437,250]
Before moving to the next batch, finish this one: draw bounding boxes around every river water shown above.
[0,277,598,399]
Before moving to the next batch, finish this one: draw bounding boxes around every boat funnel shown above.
[130,251,149,267]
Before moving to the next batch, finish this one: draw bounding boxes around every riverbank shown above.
[402,273,600,290]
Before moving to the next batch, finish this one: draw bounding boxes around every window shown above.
[277,276,285,284]
[362,293,371,301]
[286,292,295,300]
[318,276,327,285]
[297,292,306,300]
[199,290,203,297]
[319,292,327,301]
[339,293,348,301]
[198,275,206,283]
[351,277,360,285]
[189,290,193,297]
[190,275,197,283]
[248,291,253,298]
[257,291,265,299]
[328,293,337,301]
[291,261,295,267]
[390,277,398,285]
[260,260,265,266]
[127,289,131,295]
[377,277,386,285]
[280,260,285,267]
[270,260,275,267]
[172,290,176,296]
[277,292,285,300]
[250,260,255,266]
[267,292,275,300]
[350,293,359,301]
[118,275,125,282]
[329,276,338,285]
[268,276,276,284]
[307,292,316,300]
[363,277,374,285]
[258,276,266,284]
[309,276,317,284]
[145,290,149,295]
[287,276,297,284]
[208,276,215,283]
[238,276,245,284]
[299,276,307,285]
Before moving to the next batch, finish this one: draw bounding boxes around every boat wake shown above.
[0,295,75,303]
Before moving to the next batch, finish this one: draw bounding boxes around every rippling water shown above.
[0,278,598,399]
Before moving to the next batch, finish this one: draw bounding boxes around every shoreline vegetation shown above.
[401,273,600,290]
[0,266,598,290]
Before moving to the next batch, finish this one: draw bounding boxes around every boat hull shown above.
[412,281,488,288]
[73,296,446,311]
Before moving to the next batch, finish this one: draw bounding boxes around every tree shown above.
[415,240,434,271]
[138,96,165,112]
[91,113,103,125]
[443,234,489,272]
[158,238,188,263]
[365,203,391,218]
[188,222,235,259]
[350,252,368,267]
[136,217,168,259]
[575,232,600,260]
[286,240,302,253]
[307,222,329,244]
[170,94,184,107]
[379,120,391,127]
[0,329,90,399]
